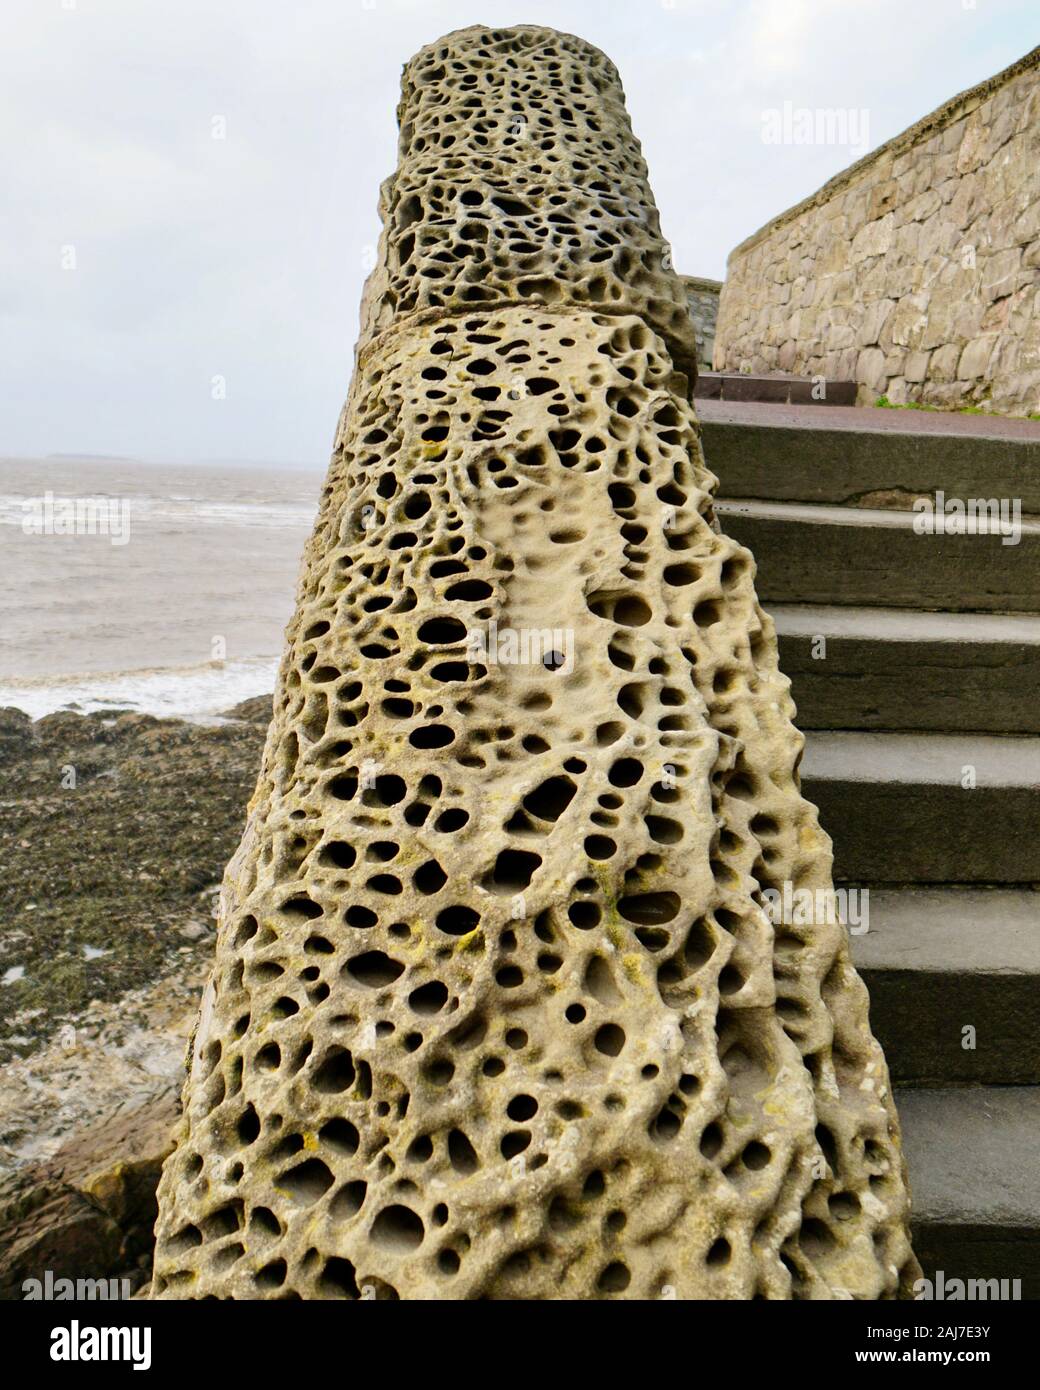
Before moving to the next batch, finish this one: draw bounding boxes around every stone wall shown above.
[680,274,721,368]
[714,48,1040,415]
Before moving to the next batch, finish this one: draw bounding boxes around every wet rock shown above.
[0,1088,179,1299]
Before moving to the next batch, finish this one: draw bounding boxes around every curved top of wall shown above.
[680,275,723,293]
[402,24,623,89]
[727,44,1040,264]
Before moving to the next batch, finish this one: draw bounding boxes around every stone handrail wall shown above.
[714,48,1040,415]
[151,25,915,1300]
[680,274,722,368]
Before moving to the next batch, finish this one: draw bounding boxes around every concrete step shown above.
[699,398,1040,510]
[897,1087,1040,1300]
[771,605,1040,734]
[849,888,1040,1084]
[717,498,1040,612]
[800,731,1040,882]
[695,372,857,406]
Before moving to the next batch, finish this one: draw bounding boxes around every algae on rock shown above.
[152,24,918,1300]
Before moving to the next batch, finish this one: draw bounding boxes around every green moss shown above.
[620,951,648,986]
[875,394,1038,419]
[605,920,627,952]
[458,927,485,954]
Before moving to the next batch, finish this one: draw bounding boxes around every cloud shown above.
[0,0,1033,462]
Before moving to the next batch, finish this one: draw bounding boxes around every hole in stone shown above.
[255,1259,287,1289]
[507,1095,538,1122]
[237,1105,260,1145]
[371,1204,425,1252]
[706,1237,732,1267]
[414,861,448,894]
[277,1158,334,1206]
[345,951,405,987]
[523,776,576,822]
[743,1141,771,1171]
[585,835,616,860]
[598,1261,630,1292]
[249,1207,281,1239]
[330,1181,368,1221]
[618,892,680,925]
[568,901,600,929]
[448,1129,480,1174]
[346,905,378,929]
[594,1024,625,1056]
[500,1131,531,1159]
[700,1122,723,1160]
[312,1047,356,1094]
[418,617,467,645]
[319,1257,360,1298]
[410,725,455,749]
[319,1118,359,1155]
[487,848,541,891]
[608,758,643,787]
[409,980,449,1015]
[280,895,323,920]
[436,905,480,936]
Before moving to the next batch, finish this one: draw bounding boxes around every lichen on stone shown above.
[151,24,918,1300]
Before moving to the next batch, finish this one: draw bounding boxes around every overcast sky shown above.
[2,0,1035,465]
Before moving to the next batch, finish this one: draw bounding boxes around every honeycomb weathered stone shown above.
[151,25,918,1301]
[356,25,696,378]
[355,168,692,371]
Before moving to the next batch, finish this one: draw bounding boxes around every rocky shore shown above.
[0,696,271,1295]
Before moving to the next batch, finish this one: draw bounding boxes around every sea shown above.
[0,455,325,722]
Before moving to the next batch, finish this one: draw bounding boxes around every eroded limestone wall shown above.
[714,48,1040,414]
[151,24,917,1301]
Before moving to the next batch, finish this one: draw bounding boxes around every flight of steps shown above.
[700,398,1040,1298]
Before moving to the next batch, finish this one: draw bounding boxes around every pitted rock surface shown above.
[152,25,917,1301]
[357,25,696,378]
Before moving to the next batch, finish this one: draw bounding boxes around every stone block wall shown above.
[680,275,721,368]
[714,48,1040,415]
